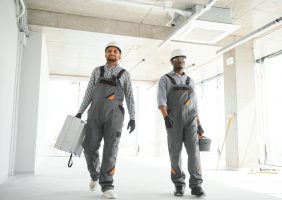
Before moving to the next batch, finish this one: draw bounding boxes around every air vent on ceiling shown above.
[172,5,240,44]
[174,19,240,44]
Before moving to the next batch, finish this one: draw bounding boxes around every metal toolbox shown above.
[54,115,86,156]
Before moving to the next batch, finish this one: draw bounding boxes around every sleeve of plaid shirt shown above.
[123,70,135,120]
[190,78,199,113]
[157,75,168,108]
[78,68,98,114]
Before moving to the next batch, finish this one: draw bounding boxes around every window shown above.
[196,76,225,168]
[256,52,282,166]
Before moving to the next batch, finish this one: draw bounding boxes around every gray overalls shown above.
[82,66,125,192]
[165,74,203,189]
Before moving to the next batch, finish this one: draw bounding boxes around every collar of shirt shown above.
[169,70,186,77]
[105,63,120,69]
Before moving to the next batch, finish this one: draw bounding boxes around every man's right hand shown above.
[75,113,82,119]
[164,116,174,128]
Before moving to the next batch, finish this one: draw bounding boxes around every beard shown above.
[106,55,119,62]
[106,58,117,62]
[107,58,116,62]
[173,65,184,71]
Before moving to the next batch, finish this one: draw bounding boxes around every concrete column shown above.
[223,41,259,169]
[14,32,45,174]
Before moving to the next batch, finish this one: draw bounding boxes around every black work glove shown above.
[197,124,204,136]
[164,116,174,128]
[75,113,82,119]
[127,119,135,134]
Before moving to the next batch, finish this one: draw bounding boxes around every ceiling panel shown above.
[39,26,220,81]
[255,0,282,13]
[223,0,265,19]
[234,9,281,35]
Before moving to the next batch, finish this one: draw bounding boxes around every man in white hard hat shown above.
[157,48,206,197]
[75,41,136,199]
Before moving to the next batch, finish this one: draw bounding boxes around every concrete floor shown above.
[0,156,282,200]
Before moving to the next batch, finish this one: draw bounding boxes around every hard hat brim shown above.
[105,46,121,53]
[170,55,186,61]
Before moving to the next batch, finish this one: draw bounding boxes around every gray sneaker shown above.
[103,189,117,199]
[89,180,97,191]
[174,185,185,196]
[191,186,206,197]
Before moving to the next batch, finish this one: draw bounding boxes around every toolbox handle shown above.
[68,153,73,168]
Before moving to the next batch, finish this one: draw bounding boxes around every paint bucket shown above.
[199,136,211,151]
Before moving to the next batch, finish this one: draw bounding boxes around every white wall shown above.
[0,0,19,183]
[254,28,282,60]
[14,32,44,173]
[35,34,49,169]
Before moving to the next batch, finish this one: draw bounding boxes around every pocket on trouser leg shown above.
[118,105,125,115]
[108,167,116,176]
[171,167,177,175]
[116,132,121,138]
[112,106,124,132]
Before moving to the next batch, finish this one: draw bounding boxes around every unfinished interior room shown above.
[1,0,282,199]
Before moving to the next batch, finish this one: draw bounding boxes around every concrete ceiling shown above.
[26,0,282,82]
[27,0,211,27]
[31,25,220,82]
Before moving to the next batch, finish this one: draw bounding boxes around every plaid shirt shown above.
[78,64,135,120]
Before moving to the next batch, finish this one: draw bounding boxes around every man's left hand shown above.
[197,124,204,136]
[127,119,135,134]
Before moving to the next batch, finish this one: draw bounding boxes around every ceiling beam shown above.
[27,9,173,40]
[100,0,192,17]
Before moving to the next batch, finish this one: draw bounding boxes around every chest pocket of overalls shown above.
[166,74,192,106]
[98,66,126,101]
[173,86,193,106]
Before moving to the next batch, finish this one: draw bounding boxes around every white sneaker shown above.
[89,180,97,191]
[103,189,117,199]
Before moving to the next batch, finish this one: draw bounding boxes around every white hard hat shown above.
[170,48,186,61]
[105,41,121,53]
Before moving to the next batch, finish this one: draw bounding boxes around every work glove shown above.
[75,113,82,119]
[197,124,204,136]
[127,119,135,134]
[164,116,174,128]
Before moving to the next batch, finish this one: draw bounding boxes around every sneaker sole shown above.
[190,194,206,199]
[103,194,117,199]
[174,193,184,197]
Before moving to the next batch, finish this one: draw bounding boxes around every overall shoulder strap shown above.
[165,74,176,85]
[185,76,190,86]
[99,66,105,77]
[117,69,126,79]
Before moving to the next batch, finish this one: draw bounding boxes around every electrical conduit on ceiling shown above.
[16,0,25,20]
[216,16,282,55]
